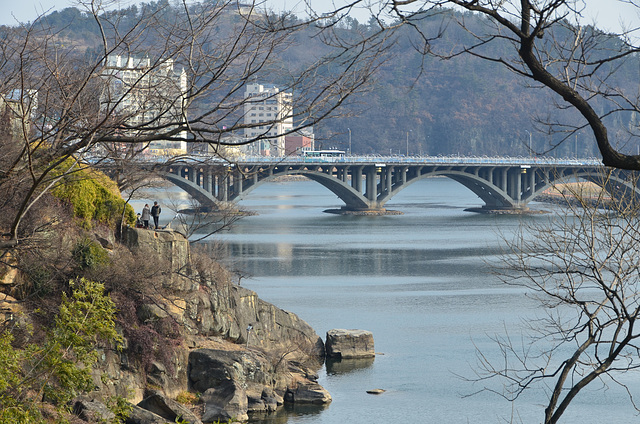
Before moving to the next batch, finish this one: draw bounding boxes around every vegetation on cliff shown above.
[0,278,126,423]
[0,148,328,422]
[51,160,136,229]
[0,164,177,420]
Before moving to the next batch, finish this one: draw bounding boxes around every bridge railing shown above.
[213,155,603,167]
[134,153,603,167]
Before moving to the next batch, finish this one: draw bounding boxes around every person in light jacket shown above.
[141,204,151,229]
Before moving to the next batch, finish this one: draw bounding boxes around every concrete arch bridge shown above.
[156,156,639,213]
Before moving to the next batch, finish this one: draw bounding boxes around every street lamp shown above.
[348,127,351,155]
[406,130,412,156]
[525,130,532,157]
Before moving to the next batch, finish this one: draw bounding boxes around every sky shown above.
[1,0,639,34]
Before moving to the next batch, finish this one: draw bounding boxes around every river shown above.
[164,177,635,423]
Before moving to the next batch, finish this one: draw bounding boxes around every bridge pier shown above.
[385,166,392,194]
[356,166,364,193]
[365,167,376,202]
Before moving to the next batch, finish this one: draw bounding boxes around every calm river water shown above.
[185,178,634,424]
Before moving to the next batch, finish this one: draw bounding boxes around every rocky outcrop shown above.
[180,284,325,357]
[121,226,191,289]
[201,381,249,423]
[91,228,329,422]
[189,349,272,394]
[0,292,23,323]
[325,329,375,359]
[188,347,330,421]
[0,251,22,300]
[125,405,171,424]
[73,396,117,422]
[137,393,202,424]
[123,226,324,359]
[284,380,332,404]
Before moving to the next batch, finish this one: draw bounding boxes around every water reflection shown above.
[216,242,496,281]
[248,402,329,424]
[325,357,375,375]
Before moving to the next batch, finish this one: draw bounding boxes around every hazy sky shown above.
[1,0,639,34]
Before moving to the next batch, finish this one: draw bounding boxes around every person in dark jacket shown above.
[151,201,161,229]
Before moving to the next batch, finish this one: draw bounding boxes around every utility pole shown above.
[348,127,352,155]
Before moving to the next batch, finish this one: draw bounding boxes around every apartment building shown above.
[1,90,38,141]
[242,83,293,156]
[101,54,188,155]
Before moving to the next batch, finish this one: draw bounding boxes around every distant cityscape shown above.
[2,53,315,159]
[100,55,314,158]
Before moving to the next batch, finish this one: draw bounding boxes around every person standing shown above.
[151,201,161,229]
[141,204,151,229]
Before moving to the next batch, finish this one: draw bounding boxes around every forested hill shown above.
[28,3,640,157]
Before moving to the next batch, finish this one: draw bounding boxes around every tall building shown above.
[101,55,188,155]
[243,83,293,156]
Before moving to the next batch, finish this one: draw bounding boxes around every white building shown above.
[242,83,293,156]
[101,54,188,155]
[2,89,38,140]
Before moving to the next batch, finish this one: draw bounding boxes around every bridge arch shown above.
[158,171,218,206]
[378,169,516,210]
[234,168,372,210]
[529,169,640,203]
[151,158,637,213]
[159,165,375,210]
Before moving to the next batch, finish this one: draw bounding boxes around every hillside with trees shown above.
[311,13,640,158]
[7,2,639,159]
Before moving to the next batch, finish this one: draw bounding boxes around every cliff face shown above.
[121,227,324,356]
[93,227,329,422]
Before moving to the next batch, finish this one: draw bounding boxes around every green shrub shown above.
[72,237,110,270]
[51,159,135,228]
[0,278,124,423]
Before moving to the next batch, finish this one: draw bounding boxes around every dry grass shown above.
[542,182,608,199]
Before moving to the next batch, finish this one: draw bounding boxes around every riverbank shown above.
[536,181,610,207]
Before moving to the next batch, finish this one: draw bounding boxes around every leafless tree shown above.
[467,172,640,423]
[0,0,386,248]
[162,194,247,241]
[297,0,640,168]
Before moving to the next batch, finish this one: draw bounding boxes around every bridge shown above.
[152,155,638,213]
